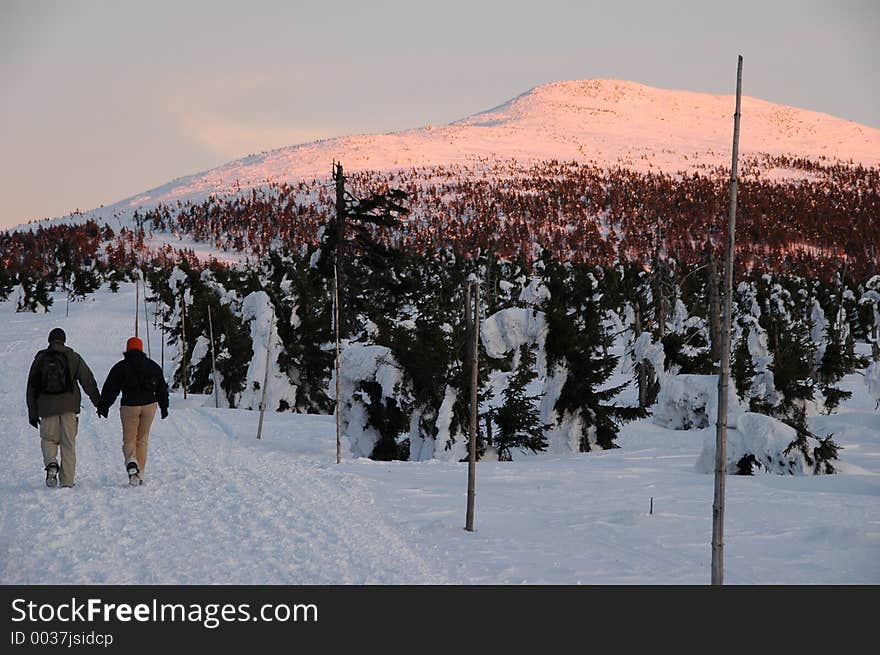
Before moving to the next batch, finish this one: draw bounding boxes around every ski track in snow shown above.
[0,288,443,584]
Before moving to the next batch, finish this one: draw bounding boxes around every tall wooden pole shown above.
[332,161,346,463]
[135,274,140,338]
[707,247,722,366]
[207,303,219,409]
[712,54,743,586]
[160,316,165,377]
[333,161,347,339]
[181,294,188,400]
[465,280,480,532]
[256,309,274,440]
[334,265,342,464]
[142,272,151,357]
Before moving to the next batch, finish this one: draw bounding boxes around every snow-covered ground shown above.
[1,284,878,584]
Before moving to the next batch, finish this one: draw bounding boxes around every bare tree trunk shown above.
[635,301,647,408]
[655,271,666,340]
[135,275,140,338]
[712,55,743,587]
[142,272,151,358]
[207,304,219,409]
[333,162,347,338]
[257,309,274,440]
[707,247,722,367]
[181,295,188,400]
[334,265,342,464]
[653,224,667,340]
[161,317,165,378]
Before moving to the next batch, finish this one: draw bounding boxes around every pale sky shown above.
[2,0,878,229]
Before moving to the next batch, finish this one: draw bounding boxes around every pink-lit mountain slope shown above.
[36,79,880,226]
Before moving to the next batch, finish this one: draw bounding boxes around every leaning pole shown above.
[712,54,743,586]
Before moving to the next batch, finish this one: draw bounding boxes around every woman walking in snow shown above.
[98,337,169,486]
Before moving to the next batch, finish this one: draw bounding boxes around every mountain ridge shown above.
[20,78,880,229]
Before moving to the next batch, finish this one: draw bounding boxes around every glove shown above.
[160,407,168,420]
[29,417,40,429]
[97,405,108,419]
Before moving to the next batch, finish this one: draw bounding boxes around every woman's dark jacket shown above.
[100,350,169,410]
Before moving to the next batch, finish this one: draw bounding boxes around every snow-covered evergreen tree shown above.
[860,276,880,361]
[616,262,660,408]
[660,291,713,375]
[0,259,14,301]
[382,250,466,455]
[762,281,816,429]
[731,280,776,413]
[541,255,645,451]
[15,277,53,313]
[491,343,550,460]
[69,260,101,301]
[866,360,880,410]
[358,377,411,461]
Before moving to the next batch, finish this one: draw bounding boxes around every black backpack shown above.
[40,351,72,395]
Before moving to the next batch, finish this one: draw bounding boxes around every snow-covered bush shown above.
[696,412,837,475]
[15,279,52,313]
[330,344,410,459]
[237,291,298,412]
[652,374,744,431]
[866,361,880,410]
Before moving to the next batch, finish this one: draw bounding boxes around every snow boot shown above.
[45,462,59,488]
[126,461,141,487]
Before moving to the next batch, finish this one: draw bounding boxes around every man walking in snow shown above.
[26,327,103,488]
[98,337,169,486]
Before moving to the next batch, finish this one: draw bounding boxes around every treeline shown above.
[4,219,879,472]
[2,156,878,474]
[127,157,879,280]
[0,220,214,311]
[109,240,880,474]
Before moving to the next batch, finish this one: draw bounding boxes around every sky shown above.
[2,0,878,229]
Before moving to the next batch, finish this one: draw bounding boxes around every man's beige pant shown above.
[121,403,157,479]
[40,413,78,487]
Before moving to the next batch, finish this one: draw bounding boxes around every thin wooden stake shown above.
[465,280,479,532]
[712,54,743,587]
[256,308,275,440]
[181,294,188,400]
[333,161,347,339]
[135,274,140,338]
[207,303,219,409]
[334,264,342,464]
[142,272,151,357]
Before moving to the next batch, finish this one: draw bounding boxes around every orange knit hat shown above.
[126,337,143,352]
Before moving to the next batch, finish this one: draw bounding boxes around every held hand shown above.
[161,407,169,420]
[29,417,40,429]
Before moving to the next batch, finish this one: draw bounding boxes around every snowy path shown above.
[0,287,443,584]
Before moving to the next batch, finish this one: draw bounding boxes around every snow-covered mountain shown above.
[33,79,880,228]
